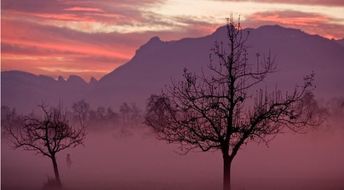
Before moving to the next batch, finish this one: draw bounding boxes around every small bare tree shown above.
[145,19,322,190]
[7,104,86,187]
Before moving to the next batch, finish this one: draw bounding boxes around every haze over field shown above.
[2,122,344,190]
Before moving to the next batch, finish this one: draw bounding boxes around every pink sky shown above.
[2,0,344,80]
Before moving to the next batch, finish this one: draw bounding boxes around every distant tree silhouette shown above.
[1,106,24,136]
[129,103,142,125]
[72,99,90,127]
[7,104,86,187]
[96,106,106,120]
[120,102,142,126]
[71,100,142,128]
[105,107,120,125]
[145,19,322,190]
[120,102,131,125]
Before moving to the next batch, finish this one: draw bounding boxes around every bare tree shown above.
[145,19,322,190]
[7,104,86,187]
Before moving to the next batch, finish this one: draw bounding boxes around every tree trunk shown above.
[51,156,62,187]
[223,154,232,190]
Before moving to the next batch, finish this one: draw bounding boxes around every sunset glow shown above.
[2,0,344,80]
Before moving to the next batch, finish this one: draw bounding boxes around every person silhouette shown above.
[66,153,72,169]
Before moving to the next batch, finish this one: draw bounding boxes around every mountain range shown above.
[2,25,344,113]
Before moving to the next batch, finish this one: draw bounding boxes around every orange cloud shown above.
[1,19,134,80]
[250,13,328,26]
[64,7,105,13]
[1,51,120,80]
[32,13,96,22]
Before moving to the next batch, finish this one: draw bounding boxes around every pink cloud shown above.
[2,0,163,24]
[217,0,344,6]
[64,7,105,13]
[1,19,133,80]
[245,11,344,39]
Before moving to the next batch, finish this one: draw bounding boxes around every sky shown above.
[1,0,344,81]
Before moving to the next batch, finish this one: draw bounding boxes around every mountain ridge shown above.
[2,25,344,113]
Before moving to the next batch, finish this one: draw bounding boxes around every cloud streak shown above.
[216,0,344,7]
[245,11,344,39]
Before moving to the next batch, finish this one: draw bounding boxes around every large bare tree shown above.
[145,20,322,190]
[7,104,86,187]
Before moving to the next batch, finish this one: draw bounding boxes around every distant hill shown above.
[1,71,93,112]
[336,39,344,47]
[2,25,344,112]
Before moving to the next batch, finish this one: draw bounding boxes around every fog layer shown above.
[2,124,344,190]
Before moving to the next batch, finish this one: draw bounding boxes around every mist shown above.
[2,118,344,190]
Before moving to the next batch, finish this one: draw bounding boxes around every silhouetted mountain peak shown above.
[2,70,36,79]
[67,75,86,85]
[89,77,98,85]
[212,24,244,34]
[257,24,285,31]
[58,76,65,82]
[211,24,302,40]
[213,24,303,37]
[211,25,227,37]
[141,36,163,49]
[336,38,344,47]
[254,24,310,39]
[148,36,162,44]
[135,36,164,56]
[37,75,55,83]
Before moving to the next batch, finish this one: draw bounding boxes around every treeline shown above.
[70,100,143,128]
[2,96,343,133]
[1,100,144,133]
